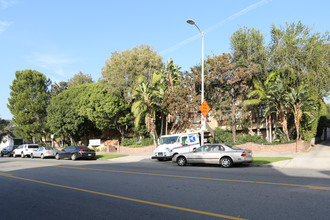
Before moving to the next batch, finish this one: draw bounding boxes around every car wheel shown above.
[220,157,233,168]
[177,156,187,166]
[41,154,44,159]
[13,153,16,158]
[30,154,34,159]
[21,152,25,158]
[71,154,77,161]
[0,154,3,157]
[55,154,60,160]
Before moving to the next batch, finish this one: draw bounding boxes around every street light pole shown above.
[187,19,205,145]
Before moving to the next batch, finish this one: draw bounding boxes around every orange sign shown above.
[200,100,210,117]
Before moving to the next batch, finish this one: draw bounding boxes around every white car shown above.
[172,144,253,168]
[30,147,58,159]
[13,144,39,158]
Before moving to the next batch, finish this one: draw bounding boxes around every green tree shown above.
[47,84,99,146]
[8,69,51,142]
[244,72,279,142]
[207,53,252,142]
[50,81,68,97]
[79,83,131,138]
[270,21,330,98]
[285,85,315,141]
[153,58,181,135]
[131,75,161,144]
[68,71,93,87]
[230,27,268,82]
[101,45,163,103]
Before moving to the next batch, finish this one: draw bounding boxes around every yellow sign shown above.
[200,100,210,117]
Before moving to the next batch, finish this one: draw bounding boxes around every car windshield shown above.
[160,136,179,145]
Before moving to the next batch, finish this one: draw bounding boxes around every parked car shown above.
[30,147,58,159]
[13,144,40,158]
[1,145,18,157]
[55,146,96,160]
[172,144,253,168]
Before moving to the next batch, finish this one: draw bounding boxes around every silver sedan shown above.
[172,144,253,168]
[30,147,58,159]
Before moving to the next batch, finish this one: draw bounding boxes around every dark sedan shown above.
[55,146,96,160]
[1,146,18,157]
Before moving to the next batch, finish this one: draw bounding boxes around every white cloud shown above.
[0,21,13,34]
[27,52,78,77]
[0,0,16,9]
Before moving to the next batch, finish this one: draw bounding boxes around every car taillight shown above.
[79,150,84,153]
[11,150,13,152]
[241,151,247,157]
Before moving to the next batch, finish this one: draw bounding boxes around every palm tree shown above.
[132,75,161,145]
[153,58,180,135]
[244,72,278,142]
[285,85,315,141]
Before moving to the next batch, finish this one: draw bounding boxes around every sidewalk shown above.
[262,139,330,170]
[106,140,330,170]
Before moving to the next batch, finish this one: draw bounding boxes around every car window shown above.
[181,136,188,145]
[195,145,210,152]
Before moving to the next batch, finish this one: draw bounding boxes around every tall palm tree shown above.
[285,85,314,141]
[132,75,161,145]
[153,58,180,135]
[244,72,278,142]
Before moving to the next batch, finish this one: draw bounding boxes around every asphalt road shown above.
[1,157,330,220]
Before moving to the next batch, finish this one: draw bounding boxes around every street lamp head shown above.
[186,19,195,25]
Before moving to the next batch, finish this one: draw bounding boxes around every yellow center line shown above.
[0,172,246,220]
[15,161,330,191]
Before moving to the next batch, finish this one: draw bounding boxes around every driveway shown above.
[268,139,330,170]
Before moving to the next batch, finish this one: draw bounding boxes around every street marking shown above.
[15,161,330,191]
[0,172,246,220]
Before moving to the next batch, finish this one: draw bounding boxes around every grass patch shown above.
[253,157,292,164]
[96,154,127,160]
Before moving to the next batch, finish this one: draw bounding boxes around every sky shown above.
[0,0,329,120]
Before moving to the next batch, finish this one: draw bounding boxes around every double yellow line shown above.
[0,171,246,220]
[17,162,330,191]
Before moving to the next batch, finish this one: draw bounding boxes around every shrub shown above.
[214,128,234,145]
[120,137,139,146]
[141,137,154,146]
[236,134,267,145]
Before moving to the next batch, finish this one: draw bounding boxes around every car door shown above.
[186,145,209,164]
[35,147,43,157]
[202,145,225,164]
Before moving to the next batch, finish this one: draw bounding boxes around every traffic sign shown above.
[200,100,210,117]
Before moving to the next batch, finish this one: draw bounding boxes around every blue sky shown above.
[0,0,329,120]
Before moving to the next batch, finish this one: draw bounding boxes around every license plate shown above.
[158,152,163,156]
[88,154,92,156]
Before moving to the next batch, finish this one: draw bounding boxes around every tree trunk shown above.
[231,97,236,143]
[281,112,290,141]
[266,115,269,142]
[269,114,272,143]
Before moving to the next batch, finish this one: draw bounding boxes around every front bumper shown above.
[151,155,173,160]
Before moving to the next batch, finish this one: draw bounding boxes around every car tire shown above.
[30,154,34,159]
[177,156,187,166]
[220,157,233,168]
[71,154,77,161]
[41,154,44,159]
[21,152,25,158]
[1,154,3,157]
[13,153,16,158]
[55,154,60,160]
